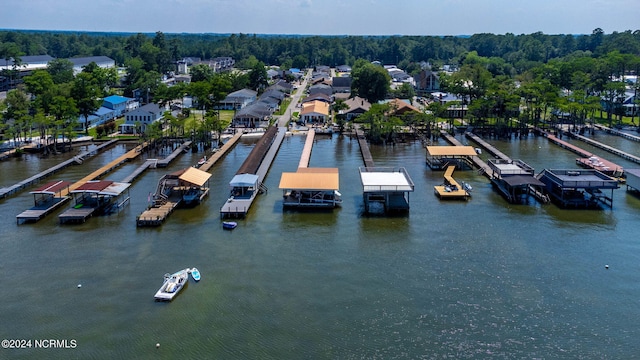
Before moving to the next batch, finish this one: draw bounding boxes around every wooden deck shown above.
[434,165,470,200]
[465,132,510,161]
[440,131,492,175]
[198,132,243,172]
[16,197,70,224]
[298,129,315,168]
[0,139,121,199]
[156,141,192,167]
[59,207,97,224]
[136,201,180,226]
[356,128,375,168]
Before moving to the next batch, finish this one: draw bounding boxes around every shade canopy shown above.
[279,170,339,191]
[426,146,478,157]
[178,167,211,187]
[230,173,259,187]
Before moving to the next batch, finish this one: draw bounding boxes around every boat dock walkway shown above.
[594,124,640,143]
[465,132,510,161]
[199,132,243,172]
[135,201,179,226]
[440,131,492,175]
[298,129,315,168]
[220,127,286,218]
[156,141,192,167]
[0,139,120,199]
[564,129,640,165]
[356,128,375,168]
[535,128,625,174]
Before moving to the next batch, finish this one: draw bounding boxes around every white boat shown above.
[190,267,201,281]
[154,269,189,301]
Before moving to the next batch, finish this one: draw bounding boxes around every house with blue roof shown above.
[102,95,134,117]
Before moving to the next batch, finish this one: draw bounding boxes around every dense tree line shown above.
[2,29,639,71]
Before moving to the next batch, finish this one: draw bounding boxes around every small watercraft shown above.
[222,221,237,230]
[190,267,200,281]
[154,269,189,301]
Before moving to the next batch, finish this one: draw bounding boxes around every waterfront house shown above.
[120,103,164,134]
[102,95,134,117]
[218,89,258,110]
[300,101,330,124]
[232,102,273,128]
[341,97,371,121]
[332,76,352,94]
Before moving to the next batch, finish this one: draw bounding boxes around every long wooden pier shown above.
[199,132,243,172]
[0,139,120,199]
[465,132,510,161]
[220,127,286,218]
[594,124,640,143]
[356,128,375,168]
[563,129,640,165]
[156,141,192,167]
[298,129,315,168]
[440,131,491,174]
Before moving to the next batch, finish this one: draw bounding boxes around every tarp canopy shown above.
[279,171,339,190]
[427,146,478,157]
[230,173,259,187]
[178,167,211,187]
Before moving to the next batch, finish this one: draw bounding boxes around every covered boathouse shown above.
[487,159,547,204]
[359,167,415,214]
[426,146,478,170]
[624,169,640,194]
[59,180,131,224]
[16,180,72,224]
[278,168,342,208]
[538,169,619,208]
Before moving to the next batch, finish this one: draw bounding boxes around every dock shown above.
[356,128,375,168]
[16,180,73,224]
[198,132,243,172]
[562,130,640,167]
[359,167,415,213]
[535,128,624,176]
[464,132,510,161]
[593,124,640,143]
[439,131,492,174]
[220,127,286,218]
[0,139,120,199]
[434,165,471,200]
[298,129,315,168]
[156,141,192,167]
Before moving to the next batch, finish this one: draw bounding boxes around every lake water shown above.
[1,131,640,359]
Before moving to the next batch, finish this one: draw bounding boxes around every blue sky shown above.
[2,0,639,36]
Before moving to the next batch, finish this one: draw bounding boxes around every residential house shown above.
[78,107,116,131]
[269,79,293,94]
[301,93,332,105]
[299,100,330,124]
[102,95,134,117]
[232,102,273,128]
[217,89,258,110]
[415,64,440,94]
[336,65,352,74]
[309,84,333,97]
[332,76,352,93]
[120,103,164,134]
[341,96,371,121]
[385,98,421,116]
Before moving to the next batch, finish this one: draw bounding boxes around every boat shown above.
[222,221,237,230]
[154,269,189,301]
[190,267,200,282]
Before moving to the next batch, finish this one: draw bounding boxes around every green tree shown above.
[351,59,391,103]
[47,58,74,84]
[247,61,268,92]
[71,72,102,134]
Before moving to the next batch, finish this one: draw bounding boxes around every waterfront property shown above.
[279,168,342,209]
[16,180,72,224]
[359,167,415,214]
[433,165,471,200]
[487,159,548,204]
[538,169,619,208]
[59,180,131,224]
[136,167,211,226]
[426,145,478,170]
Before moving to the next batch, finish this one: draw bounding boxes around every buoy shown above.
[605,265,609,269]
[77,284,82,288]
[156,343,160,348]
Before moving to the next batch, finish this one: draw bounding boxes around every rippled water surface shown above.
[1,132,640,359]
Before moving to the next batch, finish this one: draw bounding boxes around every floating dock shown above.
[59,180,131,224]
[538,169,619,208]
[359,167,414,214]
[434,165,471,200]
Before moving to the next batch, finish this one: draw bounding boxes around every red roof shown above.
[30,180,73,194]
[74,180,114,192]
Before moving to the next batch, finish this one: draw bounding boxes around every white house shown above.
[120,103,164,134]
[67,56,116,74]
